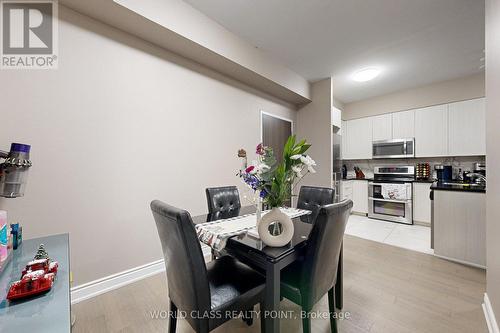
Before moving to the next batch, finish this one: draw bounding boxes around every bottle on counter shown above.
[10,223,21,250]
[416,163,431,180]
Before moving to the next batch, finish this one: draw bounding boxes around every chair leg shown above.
[169,300,177,333]
[335,243,343,310]
[328,288,338,333]
[196,327,209,333]
[243,306,254,326]
[260,303,266,333]
[196,319,210,333]
[302,313,311,333]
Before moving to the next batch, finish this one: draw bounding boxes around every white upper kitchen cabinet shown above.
[341,120,347,159]
[392,110,415,139]
[332,107,342,128]
[448,98,486,156]
[344,117,372,159]
[415,104,449,157]
[372,114,393,141]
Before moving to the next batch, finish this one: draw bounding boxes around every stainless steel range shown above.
[368,166,414,224]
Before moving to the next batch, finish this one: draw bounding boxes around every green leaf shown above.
[283,135,295,157]
[297,144,311,155]
[256,136,312,207]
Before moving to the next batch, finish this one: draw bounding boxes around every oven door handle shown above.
[369,182,412,186]
[368,197,409,203]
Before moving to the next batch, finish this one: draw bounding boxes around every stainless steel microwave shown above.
[372,138,415,159]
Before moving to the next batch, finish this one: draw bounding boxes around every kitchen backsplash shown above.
[343,156,486,180]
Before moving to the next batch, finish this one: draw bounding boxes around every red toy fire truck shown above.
[7,258,58,300]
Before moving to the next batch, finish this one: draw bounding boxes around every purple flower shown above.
[243,173,260,190]
[260,189,268,199]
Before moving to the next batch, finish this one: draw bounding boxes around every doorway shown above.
[261,111,293,206]
[261,111,293,163]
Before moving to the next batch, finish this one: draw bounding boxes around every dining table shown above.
[191,206,343,333]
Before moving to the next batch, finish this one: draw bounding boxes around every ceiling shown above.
[182,0,485,103]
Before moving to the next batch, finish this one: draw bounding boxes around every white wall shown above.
[486,0,500,322]
[59,0,311,104]
[343,72,485,120]
[0,6,296,285]
[296,78,333,189]
[114,0,310,99]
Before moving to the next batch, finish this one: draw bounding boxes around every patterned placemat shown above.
[195,208,311,251]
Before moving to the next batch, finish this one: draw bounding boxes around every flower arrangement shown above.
[238,135,316,208]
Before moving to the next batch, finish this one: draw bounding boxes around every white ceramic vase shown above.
[258,207,294,247]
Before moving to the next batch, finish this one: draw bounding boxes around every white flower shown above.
[248,161,270,175]
[258,163,270,172]
[308,165,316,173]
[292,165,303,177]
[255,163,269,175]
[290,154,302,160]
[300,155,316,167]
[248,161,259,174]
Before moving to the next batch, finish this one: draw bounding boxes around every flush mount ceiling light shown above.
[351,67,381,82]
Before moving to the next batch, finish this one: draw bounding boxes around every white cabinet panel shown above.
[332,107,342,128]
[341,120,348,159]
[415,105,448,157]
[352,180,368,214]
[344,118,372,159]
[372,114,392,141]
[413,183,432,225]
[434,191,486,267]
[448,98,486,156]
[341,180,353,200]
[392,110,415,139]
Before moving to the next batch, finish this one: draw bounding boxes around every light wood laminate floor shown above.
[72,235,487,333]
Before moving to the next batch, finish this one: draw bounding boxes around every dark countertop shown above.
[342,178,434,183]
[430,181,486,193]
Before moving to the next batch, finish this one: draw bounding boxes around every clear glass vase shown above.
[256,192,262,225]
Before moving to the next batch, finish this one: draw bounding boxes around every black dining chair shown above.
[206,186,242,260]
[150,200,266,333]
[296,185,345,310]
[296,186,335,224]
[206,186,241,214]
[280,200,353,333]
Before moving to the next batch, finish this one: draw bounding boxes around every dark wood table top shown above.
[191,206,314,263]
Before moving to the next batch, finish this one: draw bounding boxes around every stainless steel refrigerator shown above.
[332,132,342,203]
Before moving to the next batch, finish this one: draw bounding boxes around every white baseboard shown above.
[71,247,213,304]
[433,253,486,270]
[483,293,500,333]
[71,259,166,304]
